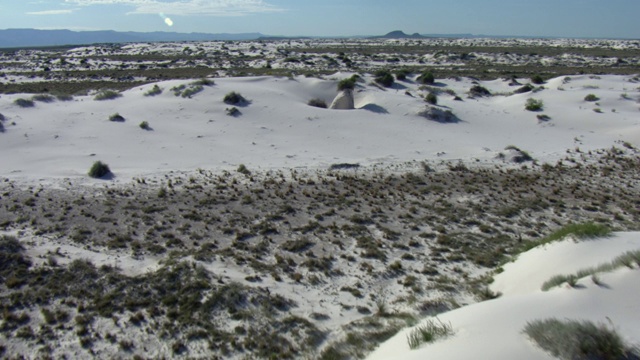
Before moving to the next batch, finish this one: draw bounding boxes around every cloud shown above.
[27,9,76,15]
[64,0,285,16]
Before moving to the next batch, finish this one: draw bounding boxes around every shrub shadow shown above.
[359,103,389,114]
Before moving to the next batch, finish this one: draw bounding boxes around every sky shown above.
[0,0,638,39]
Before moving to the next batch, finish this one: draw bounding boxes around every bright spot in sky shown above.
[159,13,173,27]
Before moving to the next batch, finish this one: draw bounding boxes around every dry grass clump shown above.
[524,318,639,360]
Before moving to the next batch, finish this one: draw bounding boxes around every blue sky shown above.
[0,0,638,38]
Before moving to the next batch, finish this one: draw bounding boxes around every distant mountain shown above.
[370,30,428,39]
[0,29,265,49]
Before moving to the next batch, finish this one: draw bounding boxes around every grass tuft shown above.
[407,318,454,350]
[523,318,639,360]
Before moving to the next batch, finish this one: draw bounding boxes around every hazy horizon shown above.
[0,0,638,40]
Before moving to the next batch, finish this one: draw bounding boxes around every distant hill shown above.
[370,30,428,39]
[0,29,265,49]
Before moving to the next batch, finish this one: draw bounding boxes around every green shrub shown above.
[226,107,240,116]
[237,164,251,176]
[469,85,491,97]
[94,90,121,101]
[523,318,639,360]
[584,94,599,102]
[531,75,545,84]
[32,94,56,103]
[519,223,610,252]
[223,91,247,105]
[374,70,394,87]
[192,78,215,86]
[144,84,162,97]
[55,93,74,101]
[88,161,111,178]
[425,92,438,105]
[181,85,203,98]
[407,318,454,349]
[395,69,410,81]
[514,84,534,94]
[337,76,357,91]
[139,121,150,130]
[525,98,544,111]
[109,113,125,122]
[14,98,35,108]
[417,71,435,85]
[308,98,328,108]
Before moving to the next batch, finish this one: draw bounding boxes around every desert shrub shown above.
[469,85,491,97]
[425,92,438,105]
[144,84,162,97]
[181,85,203,98]
[407,318,454,349]
[282,238,314,253]
[226,107,240,116]
[337,76,357,91]
[308,98,328,108]
[519,223,610,253]
[32,94,56,103]
[139,121,150,130]
[94,90,121,101]
[523,318,639,360]
[417,71,435,85]
[514,84,534,94]
[55,93,74,101]
[584,94,599,102]
[14,98,35,108]
[374,69,394,87]
[223,91,247,105]
[237,164,251,176]
[192,78,215,86]
[88,161,111,178]
[109,113,125,122]
[537,114,551,121]
[0,113,5,122]
[531,75,545,84]
[395,69,410,81]
[525,98,544,111]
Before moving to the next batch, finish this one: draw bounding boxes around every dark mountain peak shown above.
[372,30,427,39]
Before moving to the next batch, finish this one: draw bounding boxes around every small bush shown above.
[223,91,247,105]
[374,70,394,87]
[181,85,203,98]
[32,94,56,103]
[523,318,639,360]
[144,84,162,97]
[514,84,534,94]
[337,75,359,91]
[425,92,438,105]
[88,161,111,178]
[395,69,410,81]
[226,107,240,116]
[139,121,150,130]
[192,78,215,86]
[94,90,121,101]
[14,98,35,108]
[308,98,328,108]
[417,71,435,85]
[531,75,545,84]
[407,318,454,349]
[55,93,74,101]
[525,98,544,111]
[237,164,251,176]
[537,114,551,121]
[469,85,491,97]
[584,94,599,102]
[109,113,125,122]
